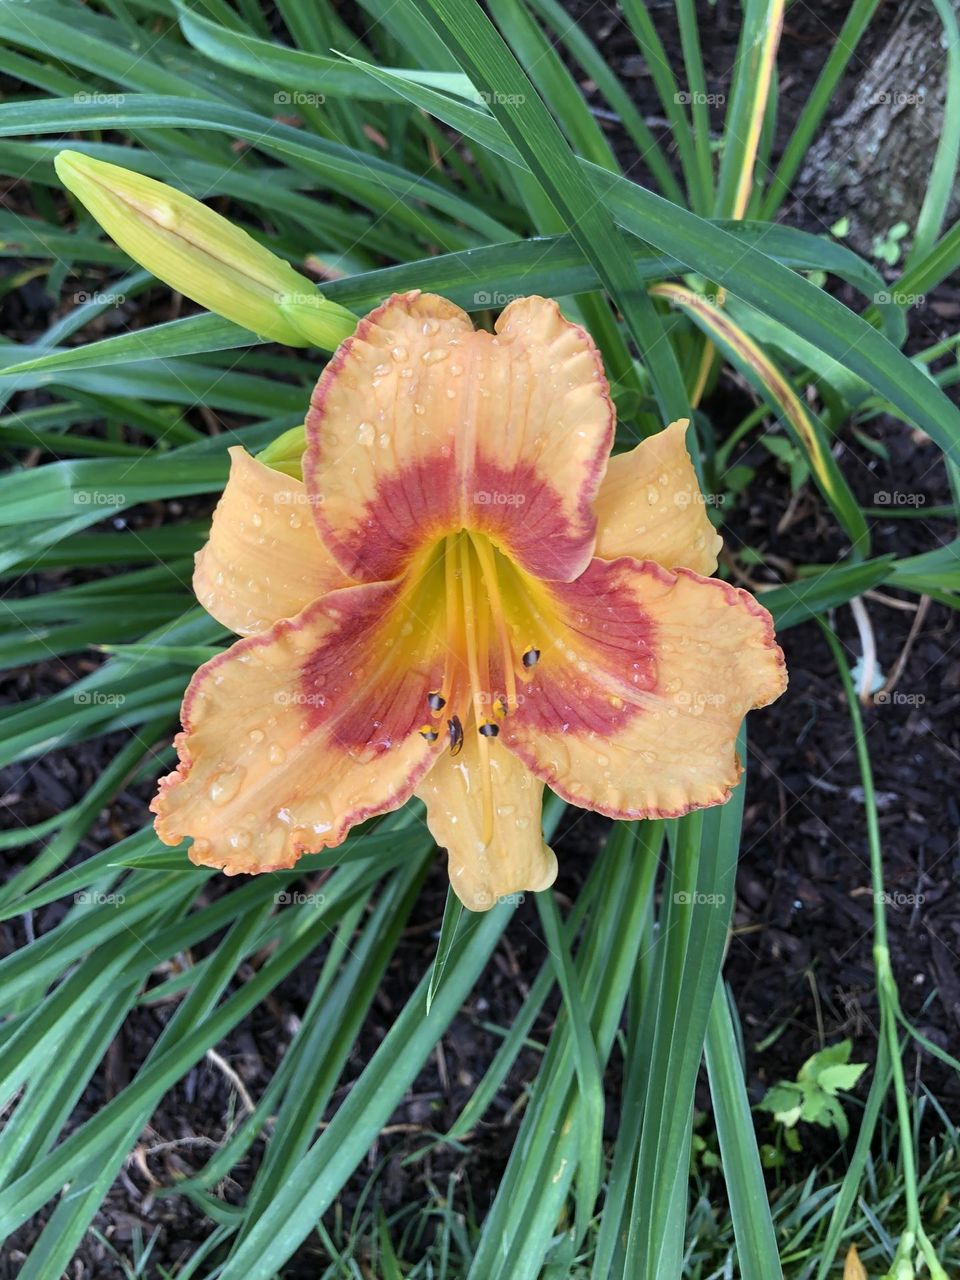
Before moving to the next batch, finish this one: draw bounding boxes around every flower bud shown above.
[258,424,306,479]
[276,294,356,350]
[54,150,356,350]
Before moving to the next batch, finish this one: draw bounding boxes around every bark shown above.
[799,0,958,254]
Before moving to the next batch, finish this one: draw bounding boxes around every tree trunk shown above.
[799,0,958,255]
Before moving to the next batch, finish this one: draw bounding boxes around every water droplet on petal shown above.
[210,766,244,806]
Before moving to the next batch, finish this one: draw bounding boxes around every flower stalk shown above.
[821,622,948,1280]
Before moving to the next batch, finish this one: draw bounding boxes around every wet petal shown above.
[593,419,723,574]
[303,291,614,584]
[194,446,349,636]
[502,557,786,818]
[152,574,449,872]
[416,730,556,911]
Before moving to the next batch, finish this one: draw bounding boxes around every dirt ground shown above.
[2,0,959,1274]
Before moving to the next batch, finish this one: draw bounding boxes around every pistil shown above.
[471,533,519,715]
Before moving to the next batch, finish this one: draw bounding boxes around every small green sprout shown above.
[871,221,911,266]
[758,1039,868,1144]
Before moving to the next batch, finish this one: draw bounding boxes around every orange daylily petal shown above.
[502,557,786,819]
[152,575,449,872]
[194,446,349,636]
[593,419,723,574]
[416,730,556,911]
[303,291,614,584]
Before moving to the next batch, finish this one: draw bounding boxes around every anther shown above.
[522,647,540,669]
[478,721,500,738]
[427,690,446,712]
[418,724,439,742]
[494,694,508,718]
[448,715,464,756]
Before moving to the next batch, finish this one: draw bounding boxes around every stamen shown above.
[458,537,495,846]
[438,534,462,716]
[471,534,519,713]
[410,533,546,842]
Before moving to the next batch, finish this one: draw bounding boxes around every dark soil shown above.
[2,1,959,1276]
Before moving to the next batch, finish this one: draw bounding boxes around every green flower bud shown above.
[258,424,307,479]
[54,150,356,350]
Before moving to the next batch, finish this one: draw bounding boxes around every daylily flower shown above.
[152,292,786,910]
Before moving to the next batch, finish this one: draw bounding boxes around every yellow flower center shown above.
[407,531,548,844]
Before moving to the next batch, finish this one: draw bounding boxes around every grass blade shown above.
[426,888,465,1015]
[705,981,783,1280]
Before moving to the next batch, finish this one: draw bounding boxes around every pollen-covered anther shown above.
[418,724,439,742]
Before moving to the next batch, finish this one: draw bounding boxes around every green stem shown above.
[820,622,948,1280]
